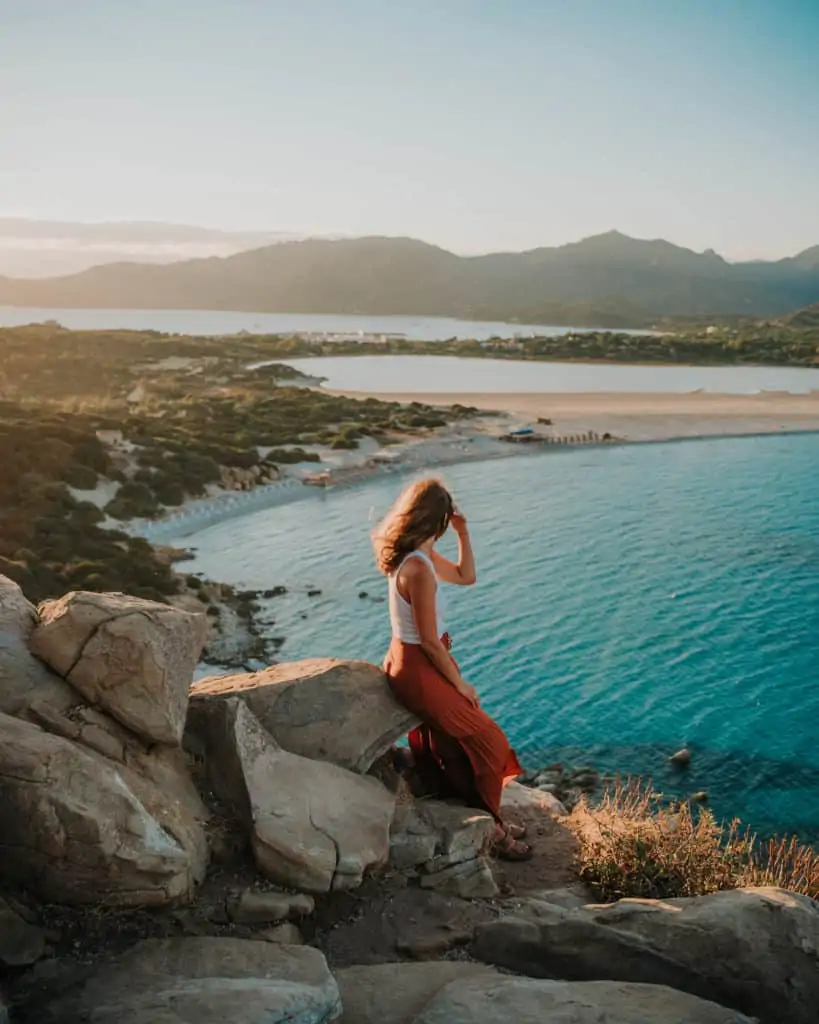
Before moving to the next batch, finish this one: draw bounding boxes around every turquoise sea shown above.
[176,434,819,842]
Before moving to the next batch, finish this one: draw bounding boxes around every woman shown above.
[374,477,532,860]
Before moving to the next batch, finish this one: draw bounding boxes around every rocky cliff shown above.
[1,574,817,1023]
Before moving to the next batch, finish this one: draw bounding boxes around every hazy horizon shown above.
[2,1,818,263]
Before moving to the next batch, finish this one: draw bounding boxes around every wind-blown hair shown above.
[373,478,454,575]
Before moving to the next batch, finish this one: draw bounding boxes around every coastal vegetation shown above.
[237,313,819,367]
[3,231,819,322]
[0,324,477,604]
[577,778,819,901]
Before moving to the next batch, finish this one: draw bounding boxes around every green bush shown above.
[61,463,99,490]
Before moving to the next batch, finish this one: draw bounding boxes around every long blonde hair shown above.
[373,478,454,575]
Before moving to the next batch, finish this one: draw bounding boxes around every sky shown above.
[1,0,818,259]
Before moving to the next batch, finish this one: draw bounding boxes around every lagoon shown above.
[175,433,819,843]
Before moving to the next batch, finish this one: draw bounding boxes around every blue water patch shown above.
[177,434,819,841]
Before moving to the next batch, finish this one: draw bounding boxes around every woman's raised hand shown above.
[450,507,468,535]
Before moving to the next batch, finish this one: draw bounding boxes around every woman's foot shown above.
[492,826,534,861]
[505,821,528,840]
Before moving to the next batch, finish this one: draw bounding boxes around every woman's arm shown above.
[402,560,479,705]
[430,511,476,586]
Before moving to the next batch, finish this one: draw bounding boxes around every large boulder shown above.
[196,697,395,892]
[0,574,75,717]
[30,590,207,745]
[414,977,755,1024]
[334,962,501,1024]
[473,887,819,1024]
[37,937,341,1024]
[0,712,201,906]
[189,658,417,772]
[0,897,46,967]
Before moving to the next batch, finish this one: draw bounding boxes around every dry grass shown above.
[575,777,819,902]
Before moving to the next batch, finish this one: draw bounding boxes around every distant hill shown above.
[1,230,819,324]
[0,218,322,278]
[781,303,819,328]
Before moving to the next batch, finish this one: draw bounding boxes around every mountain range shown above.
[0,219,322,279]
[2,229,819,325]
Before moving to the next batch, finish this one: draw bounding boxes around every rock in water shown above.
[0,712,196,905]
[473,886,819,1024]
[195,697,395,892]
[30,590,207,745]
[670,747,692,767]
[190,658,418,772]
[37,938,341,1024]
[414,977,754,1024]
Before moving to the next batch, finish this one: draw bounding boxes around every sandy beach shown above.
[331,389,819,443]
[112,388,819,546]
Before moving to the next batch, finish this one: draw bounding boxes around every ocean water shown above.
[0,305,651,340]
[284,354,819,395]
[175,434,819,842]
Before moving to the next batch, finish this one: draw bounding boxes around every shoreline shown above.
[120,388,819,547]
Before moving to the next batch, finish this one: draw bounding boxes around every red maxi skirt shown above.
[383,634,522,823]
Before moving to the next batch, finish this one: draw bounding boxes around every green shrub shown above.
[61,463,99,489]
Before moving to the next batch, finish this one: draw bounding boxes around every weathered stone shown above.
[421,856,499,899]
[39,937,341,1024]
[0,896,46,966]
[196,697,394,892]
[501,780,567,816]
[189,658,418,772]
[335,962,501,1024]
[261,923,304,945]
[0,712,198,906]
[228,889,315,925]
[0,574,75,718]
[473,887,819,1024]
[395,929,473,959]
[415,977,755,1024]
[390,799,494,871]
[389,804,438,870]
[670,747,692,766]
[31,590,207,745]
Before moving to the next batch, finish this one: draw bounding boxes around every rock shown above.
[196,697,394,892]
[501,780,567,816]
[421,855,499,899]
[0,712,198,906]
[228,889,315,925]
[395,929,473,959]
[39,937,341,1024]
[670,747,692,767]
[261,922,304,944]
[389,804,438,870]
[414,977,755,1024]
[0,574,76,718]
[472,887,819,1024]
[0,896,46,966]
[30,590,207,745]
[334,962,501,1024]
[189,658,418,773]
[691,790,709,802]
[390,799,495,879]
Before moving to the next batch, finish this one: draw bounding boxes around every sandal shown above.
[505,821,528,840]
[492,827,534,862]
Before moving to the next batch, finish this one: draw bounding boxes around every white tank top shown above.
[388,550,445,644]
